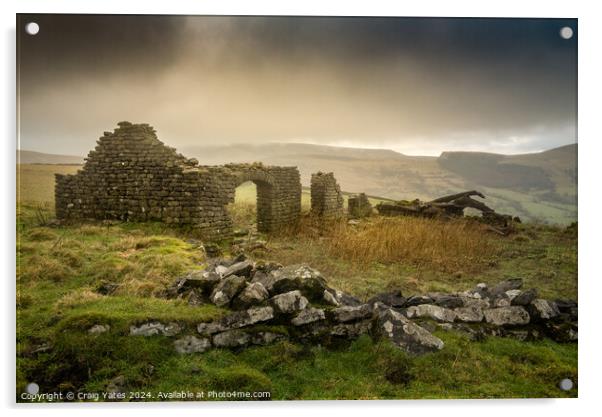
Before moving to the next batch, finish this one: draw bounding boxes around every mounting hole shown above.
[558,378,574,391]
[25,22,40,35]
[26,382,40,395]
[559,26,573,40]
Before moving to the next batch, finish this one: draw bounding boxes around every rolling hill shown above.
[17,150,84,165]
[17,142,577,224]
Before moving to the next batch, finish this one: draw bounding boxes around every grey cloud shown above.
[17,15,577,156]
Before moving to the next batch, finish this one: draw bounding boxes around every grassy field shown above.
[16,164,578,400]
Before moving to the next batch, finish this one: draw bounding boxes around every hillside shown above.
[17,142,577,224]
[17,150,84,165]
[182,142,577,224]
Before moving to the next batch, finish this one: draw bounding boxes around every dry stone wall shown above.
[310,172,344,219]
[109,255,577,356]
[348,193,373,218]
[55,122,301,238]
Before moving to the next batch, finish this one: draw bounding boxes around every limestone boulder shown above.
[322,289,340,306]
[428,293,464,309]
[483,306,530,326]
[261,264,329,300]
[374,305,444,355]
[529,299,560,321]
[511,288,538,306]
[233,282,269,308]
[491,294,511,308]
[330,320,373,338]
[221,261,254,279]
[505,289,522,301]
[177,270,221,294]
[186,290,205,306]
[291,308,326,326]
[212,330,251,348]
[554,299,578,321]
[212,329,286,348]
[210,275,247,307]
[174,336,211,354]
[323,288,362,307]
[467,283,490,300]
[330,304,373,323]
[197,306,274,335]
[459,296,490,310]
[269,290,309,314]
[405,295,434,307]
[454,305,484,323]
[214,265,229,276]
[406,304,457,323]
[250,332,287,346]
[130,322,181,337]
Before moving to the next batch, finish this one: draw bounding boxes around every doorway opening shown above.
[227,181,258,234]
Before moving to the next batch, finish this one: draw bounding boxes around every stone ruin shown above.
[310,172,344,219]
[55,122,307,239]
[91,255,577,356]
[376,190,520,235]
[348,193,373,218]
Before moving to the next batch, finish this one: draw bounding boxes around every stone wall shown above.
[310,172,344,219]
[55,122,301,238]
[348,193,373,218]
[111,255,577,356]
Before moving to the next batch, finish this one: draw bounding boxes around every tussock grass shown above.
[291,216,501,273]
[55,288,103,310]
[17,204,206,297]
[18,255,75,283]
[26,228,58,242]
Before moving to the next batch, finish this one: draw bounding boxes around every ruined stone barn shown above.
[54,122,302,238]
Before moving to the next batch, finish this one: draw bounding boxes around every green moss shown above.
[55,296,226,332]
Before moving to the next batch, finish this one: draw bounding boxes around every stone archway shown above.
[231,170,276,233]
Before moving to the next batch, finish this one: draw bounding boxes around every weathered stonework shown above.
[141,259,577,357]
[55,122,301,238]
[348,193,373,218]
[310,172,344,219]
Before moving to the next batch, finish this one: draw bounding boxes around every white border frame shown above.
[3,1,600,416]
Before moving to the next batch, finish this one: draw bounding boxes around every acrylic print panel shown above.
[16,14,577,402]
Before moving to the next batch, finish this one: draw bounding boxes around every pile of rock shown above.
[389,279,577,342]
[155,256,444,355]
[124,257,577,356]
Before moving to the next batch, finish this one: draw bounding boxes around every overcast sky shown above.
[18,15,577,156]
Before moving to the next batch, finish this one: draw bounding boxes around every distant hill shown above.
[182,142,577,224]
[17,143,577,224]
[18,150,84,165]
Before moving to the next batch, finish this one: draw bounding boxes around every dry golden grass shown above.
[227,201,257,229]
[18,255,75,283]
[54,289,103,310]
[317,216,501,273]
